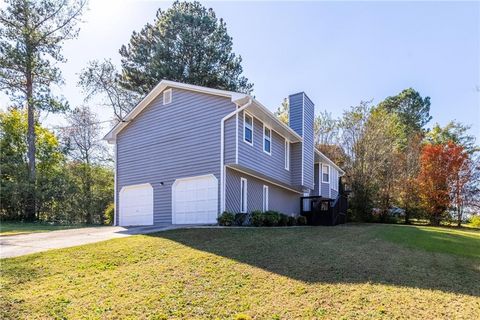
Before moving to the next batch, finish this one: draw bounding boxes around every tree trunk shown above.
[25,69,36,222]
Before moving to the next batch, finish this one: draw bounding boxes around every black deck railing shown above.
[300,179,349,226]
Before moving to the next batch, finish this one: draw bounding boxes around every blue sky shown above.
[2,0,479,140]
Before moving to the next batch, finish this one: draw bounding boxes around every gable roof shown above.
[315,149,346,176]
[103,80,302,143]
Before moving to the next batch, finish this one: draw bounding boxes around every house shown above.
[104,80,345,226]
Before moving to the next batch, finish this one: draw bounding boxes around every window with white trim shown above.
[243,113,253,145]
[332,169,339,191]
[240,178,248,213]
[263,126,271,155]
[322,164,330,183]
[163,89,172,105]
[262,185,269,211]
[284,139,290,170]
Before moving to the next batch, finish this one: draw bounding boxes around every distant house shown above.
[104,80,344,226]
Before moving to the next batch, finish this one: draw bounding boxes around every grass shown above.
[1,224,479,319]
[0,222,91,236]
[374,224,480,259]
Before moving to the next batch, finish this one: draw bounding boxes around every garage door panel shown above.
[173,175,218,224]
[119,183,153,226]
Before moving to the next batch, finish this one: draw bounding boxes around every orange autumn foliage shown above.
[417,141,469,225]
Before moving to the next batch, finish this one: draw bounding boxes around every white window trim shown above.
[284,139,290,171]
[163,88,172,105]
[243,112,254,146]
[322,164,330,183]
[263,124,272,155]
[240,178,248,213]
[263,185,269,211]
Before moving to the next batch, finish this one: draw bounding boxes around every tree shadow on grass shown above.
[153,224,480,297]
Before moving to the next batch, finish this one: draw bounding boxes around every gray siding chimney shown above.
[288,92,315,191]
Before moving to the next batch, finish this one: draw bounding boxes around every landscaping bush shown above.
[297,215,307,225]
[217,211,235,226]
[287,216,297,226]
[278,213,289,226]
[234,213,249,226]
[104,203,114,225]
[251,210,264,227]
[264,210,281,226]
[469,215,480,228]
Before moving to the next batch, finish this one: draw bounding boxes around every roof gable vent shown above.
[163,89,172,105]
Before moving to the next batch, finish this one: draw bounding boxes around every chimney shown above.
[288,92,314,191]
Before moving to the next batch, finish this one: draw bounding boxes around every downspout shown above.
[220,97,253,213]
[113,142,118,226]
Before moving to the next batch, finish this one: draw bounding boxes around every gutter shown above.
[220,98,253,213]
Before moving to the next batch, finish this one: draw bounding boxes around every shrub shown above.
[287,216,297,226]
[297,215,307,226]
[234,212,249,226]
[104,203,114,225]
[278,213,289,226]
[251,210,264,227]
[264,210,281,226]
[469,215,480,228]
[217,211,235,226]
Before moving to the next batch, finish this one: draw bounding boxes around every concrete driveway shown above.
[0,225,174,259]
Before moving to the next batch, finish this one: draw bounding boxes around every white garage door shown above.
[172,175,218,224]
[119,183,154,226]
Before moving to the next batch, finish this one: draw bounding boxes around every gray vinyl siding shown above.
[290,142,302,187]
[331,189,338,199]
[288,92,315,190]
[236,111,292,185]
[225,167,300,215]
[302,94,315,190]
[224,116,236,164]
[321,182,330,198]
[289,93,303,136]
[116,88,236,225]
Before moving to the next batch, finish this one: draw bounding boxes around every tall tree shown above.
[0,0,86,221]
[274,98,289,125]
[417,142,468,226]
[397,133,423,224]
[118,1,253,95]
[0,109,65,221]
[61,106,108,224]
[78,59,140,121]
[426,121,478,154]
[378,88,431,134]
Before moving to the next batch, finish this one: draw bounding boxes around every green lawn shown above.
[0,222,90,236]
[374,224,480,259]
[1,224,479,319]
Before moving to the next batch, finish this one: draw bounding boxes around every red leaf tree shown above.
[417,141,469,225]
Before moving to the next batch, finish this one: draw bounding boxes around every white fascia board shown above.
[103,80,249,143]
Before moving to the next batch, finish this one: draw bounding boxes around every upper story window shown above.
[244,113,253,145]
[332,169,339,191]
[284,139,290,170]
[263,126,271,155]
[322,164,330,183]
[163,89,172,105]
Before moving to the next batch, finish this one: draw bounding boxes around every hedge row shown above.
[217,210,307,227]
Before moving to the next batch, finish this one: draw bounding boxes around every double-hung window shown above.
[284,139,290,170]
[244,113,253,145]
[322,164,330,183]
[263,126,271,155]
[240,178,248,213]
[262,185,269,211]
